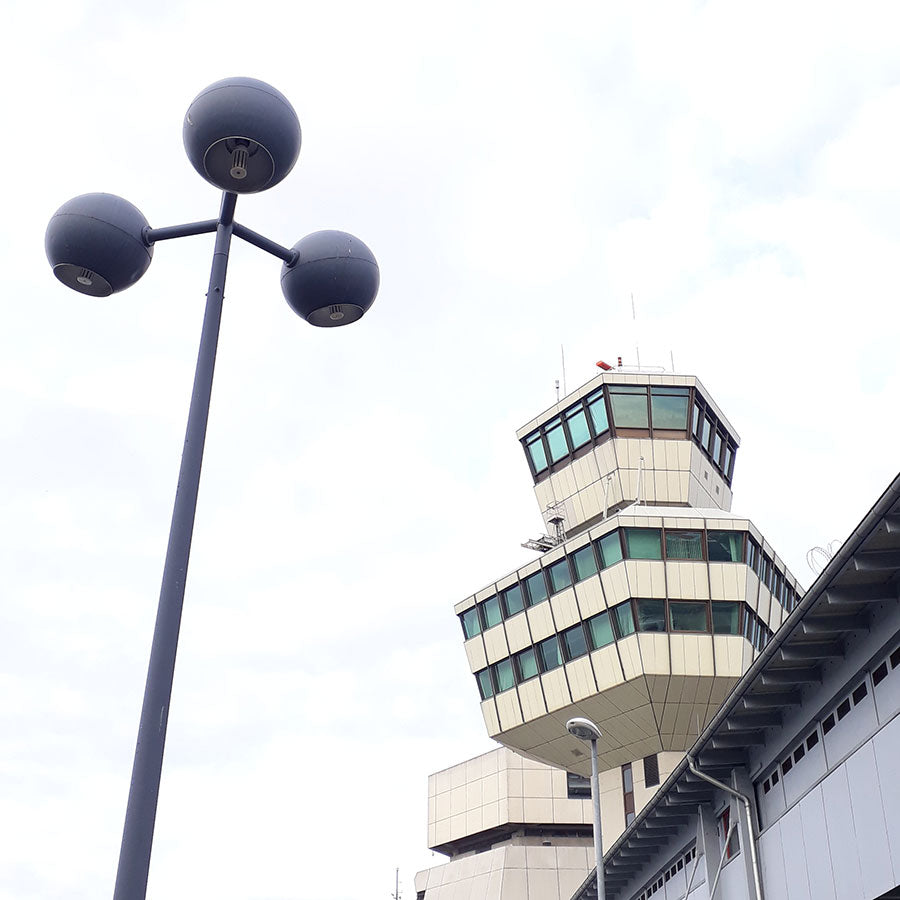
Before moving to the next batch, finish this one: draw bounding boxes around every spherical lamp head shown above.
[45,193,153,297]
[566,717,602,742]
[281,230,379,327]
[183,77,301,193]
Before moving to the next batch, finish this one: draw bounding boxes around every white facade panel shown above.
[758,824,789,900]
[873,653,900,721]
[821,765,865,900]
[822,686,877,769]
[716,859,750,900]
[845,740,895,899]
[781,733,826,808]
[757,771,785,830]
[873,715,900,884]
[798,787,836,900]
[779,805,811,900]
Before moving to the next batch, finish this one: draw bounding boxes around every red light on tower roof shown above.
[596,360,613,371]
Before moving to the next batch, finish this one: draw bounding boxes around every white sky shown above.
[3,1,900,898]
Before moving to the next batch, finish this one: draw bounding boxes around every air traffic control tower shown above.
[416,368,805,900]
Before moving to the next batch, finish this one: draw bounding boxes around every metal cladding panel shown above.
[820,766,865,899]
[874,716,900,883]
[782,736,826,808]
[779,805,812,900]
[757,770,786,831]
[874,652,900,721]
[663,865,687,900]
[846,741,895,899]
[822,686,878,766]
[798,787,837,900]
[717,857,752,900]
[758,824,789,900]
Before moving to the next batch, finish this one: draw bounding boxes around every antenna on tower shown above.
[391,867,401,900]
[632,293,641,370]
[561,344,567,396]
[554,379,560,402]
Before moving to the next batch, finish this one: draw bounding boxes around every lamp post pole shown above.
[567,717,606,900]
[111,190,237,900]
[45,78,380,900]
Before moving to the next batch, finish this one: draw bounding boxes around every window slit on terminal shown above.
[638,846,697,899]
[759,663,890,798]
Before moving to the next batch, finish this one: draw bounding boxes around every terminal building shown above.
[416,368,811,899]
[575,471,900,900]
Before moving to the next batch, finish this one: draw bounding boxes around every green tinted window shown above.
[635,598,666,632]
[566,407,591,449]
[597,531,623,568]
[548,558,573,593]
[612,601,635,638]
[588,612,615,649]
[477,669,494,699]
[708,531,743,563]
[562,624,589,660]
[712,602,741,634]
[538,636,563,672]
[609,386,649,428]
[572,545,598,581]
[526,434,548,473]
[524,570,548,605]
[713,432,723,465]
[669,601,708,632]
[461,607,482,639]
[624,528,662,559]
[586,390,609,435]
[502,584,525,617]
[515,648,540,681]
[704,418,714,451]
[545,418,569,463]
[480,595,502,629]
[493,658,515,692]
[650,388,689,429]
[665,530,703,560]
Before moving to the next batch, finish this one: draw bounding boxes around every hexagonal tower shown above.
[451,369,803,852]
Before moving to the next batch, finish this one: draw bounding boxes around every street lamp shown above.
[45,77,379,900]
[567,717,606,900]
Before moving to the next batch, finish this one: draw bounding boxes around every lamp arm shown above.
[233,221,297,265]
[143,219,219,244]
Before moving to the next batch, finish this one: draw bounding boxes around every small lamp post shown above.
[45,77,379,900]
[567,717,606,900]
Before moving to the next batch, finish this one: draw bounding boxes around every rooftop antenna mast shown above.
[632,293,640,370]
[561,344,567,397]
[391,867,401,900]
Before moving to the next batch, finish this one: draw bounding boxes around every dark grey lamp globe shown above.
[281,230,379,327]
[183,77,301,193]
[45,193,153,297]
